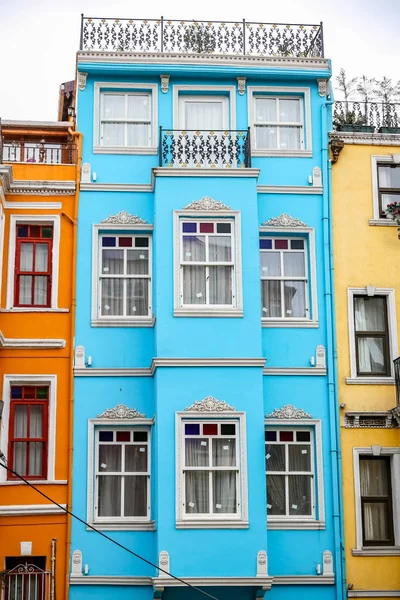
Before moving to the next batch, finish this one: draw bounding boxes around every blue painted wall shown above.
[71,53,343,600]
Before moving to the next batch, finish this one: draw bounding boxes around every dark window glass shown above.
[99,431,114,442]
[217,223,231,233]
[360,456,394,546]
[354,296,390,376]
[221,424,235,435]
[133,431,148,442]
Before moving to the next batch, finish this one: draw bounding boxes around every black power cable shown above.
[0,457,220,600]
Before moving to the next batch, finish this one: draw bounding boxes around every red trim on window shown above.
[14,225,53,307]
[8,386,48,480]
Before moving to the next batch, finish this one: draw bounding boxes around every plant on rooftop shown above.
[183,22,216,54]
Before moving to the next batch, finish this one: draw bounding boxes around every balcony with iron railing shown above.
[333,101,400,134]
[80,16,324,58]
[159,128,251,168]
[1,139,77,165]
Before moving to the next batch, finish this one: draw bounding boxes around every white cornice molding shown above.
[97,404,146,419]
[0,331,66,349]
[0,503,67,515]
[153,168,260,178]
[329,131,400,146]
[80,181,154,192]
[266,404,313,419]
[257,185,323,195]
[348,591,400,597]
[86,521,156,531]
[78,50,329,71]
[0,167,75,196]
[263,367,326,376]
[351,548,400,557]
[185,396,236,412]
[70,576,152,586]
[153,576,273,588]
[74,357,266,377]
[273,575,334,585]
[268,520,325,530]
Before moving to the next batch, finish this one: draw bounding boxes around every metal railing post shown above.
[319,21,324,58]
[80,14,84,50]
[161,16,164,52]
[246,127,251,168]
[242,19,246,55]
[159,126,163,167]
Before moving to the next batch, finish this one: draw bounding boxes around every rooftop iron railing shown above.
[159,128,251,168]
[80,16,324,58]
[333,100,400,133]
[3,140,77,165]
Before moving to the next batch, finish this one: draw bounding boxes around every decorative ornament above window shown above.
[237,76,247,96]
[317,79,328,97]
[262,214,308,228]
[266,403,312,419]
[100,211,148,225]
[185,396,236,412]
[78,72,88,91]
[160,74,170,94]
[183,197,231,211]
[97,404,146,419]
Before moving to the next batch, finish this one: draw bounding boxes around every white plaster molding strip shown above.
[153,576,273,588]
[262,320,319,328]
[176,520,249,529]
[351,548,400,556]
[330,132,400,146]
[2,120,71,128]
[0,503,66,516]
[78,51,330,71]
[346,377,395,385]
[86,522,156,532]
[80,182,154,192]
[0,331,66,349]
[263,367,326,376]
[268,520,325,530]
[273,575,334,585]
[70,576,152,586]
[348,592,400,598]
[153,168,260,178]
[0,480,67,486]
[75,357,267,377]
[257,185,323,194]
[369,219,398,227]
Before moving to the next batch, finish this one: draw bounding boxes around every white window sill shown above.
[262,319,318,328]
[176,519,248,529]
[352,547,400,556]
[91,316,155,328]
[174,308,243,318]
[252,149,312,158]
[346,377,395,385]
[0,480,67,486]
[369,219,398,227]
[93,146,158,155]
[268,519,325,530]
[88,521,155,531]
[1,307,69,313]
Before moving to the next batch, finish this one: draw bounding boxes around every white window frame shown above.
[175,411,248,529]
[353,447,400,553]
[0,375,57,484]
[173,211,242,318]
[91,222,154,327]
[347,288,398,383]
[87,417,154,530]
[172,85,236,130]
[265,418,325,530]
[93,82,158,155]
[259,225,318,327]
[6,215,60,311]
[177,95,229,130]
[248,86,312,157]
[371,155,400,221]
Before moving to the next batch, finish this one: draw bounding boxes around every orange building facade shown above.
[0,120,80,599]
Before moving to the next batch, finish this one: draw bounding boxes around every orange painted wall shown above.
[0,151,77,600]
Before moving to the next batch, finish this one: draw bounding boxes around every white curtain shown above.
[124,445,147,516]
[20,243,33,271]
[29,405,43,476]
[279,99,300,122]
[101,249,124,315]
[261,251,306,317]
[183,266,206,305]
[266,443,285,514]
[355,297,386,372]
[360,459,390,541]
[183,100,225,167]
[13,405,28,475]
[283,252,306,317]
[288,444,312,515]
[209,267,232,304]
[98,445,122,517]
[184,101,223,130]
[280,126,301,150]
[35,244,48,271]
[33,277,47,305]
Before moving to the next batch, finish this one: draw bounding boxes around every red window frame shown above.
[14,224,53,307]
[8,386,49,480]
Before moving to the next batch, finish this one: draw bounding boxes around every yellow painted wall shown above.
[332,142,400,594]
[0,157,77,600]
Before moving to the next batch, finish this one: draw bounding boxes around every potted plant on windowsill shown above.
[384,201,400,238]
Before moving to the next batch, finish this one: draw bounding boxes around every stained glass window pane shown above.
[102,237,116,247]
[99,431,114,442]
[11,387,22,399]
[280,431,293,442]
[217,223,231,233]
[200,222,214,233]
[17,226,29,238]
[116,431,130,442]
[265,430,277,442]
[118,237,132,247]
[182,222,197,233]
[275,239,288,250]
[185,423,200,435]
[134,237,148,248]
[42,227,53,239]
[221,424,235,435]
[134,431,148,442]
[296,431,310,442]
[203,424,218,435]
[260,239,273,249]
[291,239,304,249]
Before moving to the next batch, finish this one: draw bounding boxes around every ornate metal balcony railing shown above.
[159,128,251,169]
[80,16,324,58]
[5,563,52,600]
[333,101,400,133]
[3,141,77,165]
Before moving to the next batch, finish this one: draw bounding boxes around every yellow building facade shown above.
[0,120,80,599]
[331,130,400,599]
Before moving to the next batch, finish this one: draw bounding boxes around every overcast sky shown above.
[0,0,399,121]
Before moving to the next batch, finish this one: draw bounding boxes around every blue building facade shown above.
[70,17,344,600]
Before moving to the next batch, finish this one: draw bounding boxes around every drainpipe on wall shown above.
[51,538,57,600]
[64,118,82,600]
[321,84,346,600]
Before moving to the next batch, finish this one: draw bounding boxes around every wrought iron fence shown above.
[80,17,324,57]
[5,563,51,600]
[333,101,400,133]
[3,141,77,164]
[159,128,251,168]
[394,357,400,406]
